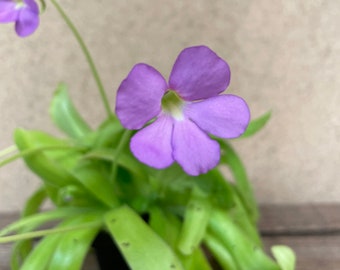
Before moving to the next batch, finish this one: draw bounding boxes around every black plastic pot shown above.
[92,231,130,270]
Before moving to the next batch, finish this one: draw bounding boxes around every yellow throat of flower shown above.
[15,1,26,9]
[161,90,185,120]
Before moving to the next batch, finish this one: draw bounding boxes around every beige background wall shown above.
[0,0,339,212]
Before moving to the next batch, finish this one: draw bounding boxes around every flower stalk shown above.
[49,0,113,119]
[0,220,102,243]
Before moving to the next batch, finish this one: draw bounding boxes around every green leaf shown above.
[10,186,48,269]
[22,186,47,217]
[228,188,262,246]
[207,209,280,270]
[20,213,102,270]
[92,117,125,149]
[240,111,271,138]
[47,227,99,270]
[56,185,102,207]
[182,248,213,270]
[152,166,235,215]
[14,128,81,188]
[0,207,89,237]
[219,140,259,223]
[11,241,32,270]
[14,128,117,207]
[105,205,184,270]
[177,193,211,255]
[149,208,212,270]
[50,83,91,139]
[20,233,61,270]
[195,169,235,209]
[271,245,296,270]
[71,160,120,208]
[47,213,102,270]
[149,207,182,249]
[83,149,144,177]
[83,148,152,208]
[204,233,238,270]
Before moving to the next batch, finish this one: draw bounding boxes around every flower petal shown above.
[169,45,230,101]
[172,119,220,176]
[15,7,39,37]
[185,94,250,138]
[116,63,168,129]
[130,115,174,169]
[0,1,19,23]
[24,0,39,13]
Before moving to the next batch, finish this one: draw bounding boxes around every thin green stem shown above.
[0,145,85,168]
[50,0,113,119]
[0,145,17,159]
[114,130,133,160]
[38,0,47,13]
[109,130,133,182]
[0,221,102,244]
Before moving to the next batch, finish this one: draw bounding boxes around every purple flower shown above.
[0,0,39,37]
[116,46,250,176]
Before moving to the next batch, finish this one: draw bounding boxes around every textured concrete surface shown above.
[0,0,339,211]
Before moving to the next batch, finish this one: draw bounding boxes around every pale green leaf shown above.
[71,160,119,208]
[0,208,89,237]
[20,213,102,270]
[240,111,271,138]
[204,233,238,270]
[271,245,296,270]
[219,140,259,223]
[47,213,102,270]
[208,209,280,270]
[149,208,212,270]
[10,186,47,269]
[177,193,211,255]
[105,205,184,270]
[14,129,81,187]
[50,83,91,139]
[20,233,61,270]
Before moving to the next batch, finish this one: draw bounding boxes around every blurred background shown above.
[0,0,339,212]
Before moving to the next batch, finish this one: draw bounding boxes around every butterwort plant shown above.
[0,1,296,270]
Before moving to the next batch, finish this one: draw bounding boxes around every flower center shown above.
[161,90,184,120]
[15,1,26,9]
